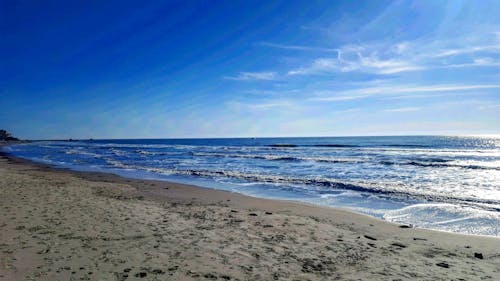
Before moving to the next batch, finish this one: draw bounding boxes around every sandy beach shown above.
[0,153,499,281]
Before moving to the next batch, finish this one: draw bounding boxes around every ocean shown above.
[3,136,500,236]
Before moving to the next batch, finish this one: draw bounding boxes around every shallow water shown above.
[4,136,500,236]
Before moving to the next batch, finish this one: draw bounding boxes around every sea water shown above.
[4,136,500,236]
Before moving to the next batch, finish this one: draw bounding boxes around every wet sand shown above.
[0,153,499,280]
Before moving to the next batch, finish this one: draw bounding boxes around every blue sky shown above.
[1,0,499,139]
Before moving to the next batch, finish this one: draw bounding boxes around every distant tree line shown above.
[0,129,19,141]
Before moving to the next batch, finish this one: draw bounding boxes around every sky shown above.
[1,0,499,139]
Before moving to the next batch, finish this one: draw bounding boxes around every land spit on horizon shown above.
[0,152,499,280]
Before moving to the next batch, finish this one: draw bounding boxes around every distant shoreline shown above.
[0,140,30,145]
[15,134,500,141]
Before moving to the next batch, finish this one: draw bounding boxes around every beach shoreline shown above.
[3,148,497,239]
[1,151,499,280]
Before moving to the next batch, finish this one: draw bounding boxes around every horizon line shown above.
[21,133,500,142]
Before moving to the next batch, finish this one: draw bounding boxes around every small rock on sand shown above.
[364,235,377,241]
[436,262,450,268]
[399,224,413,228]
[391,242,407,248]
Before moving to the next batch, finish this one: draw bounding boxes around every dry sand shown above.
[0,154,499,280]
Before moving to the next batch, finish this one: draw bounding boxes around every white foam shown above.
[384,203,500,236]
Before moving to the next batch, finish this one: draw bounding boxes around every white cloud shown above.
[311,84,500,102]
[225,71,277,81]
[243,89,301,95]
[474,57,495,65]
[383,107,421,112]
[431,45,500,58]
[247,101,293,110]
[479,104,500,110]
[287,58,336,75]
[228,99,301,112]
[441,58,500,69]
[285,32,500,76]
[388,84,500,93]
[288,47,424,75]
[259,42,338,52]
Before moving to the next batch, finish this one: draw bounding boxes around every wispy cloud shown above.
[479,104,500,110]
[383,107,421,112]
[225,71,277,81]
[431,45,500,58]
[227,99,301,113]
[259,42,338,52]
[247,101,294,110]
[384,84,500,93]
[311,84,500,102]
[243,89,302,95]
[440,57,500,69]
[288,57,425,75]
[288,47,424,75]
[286,33,500,76]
